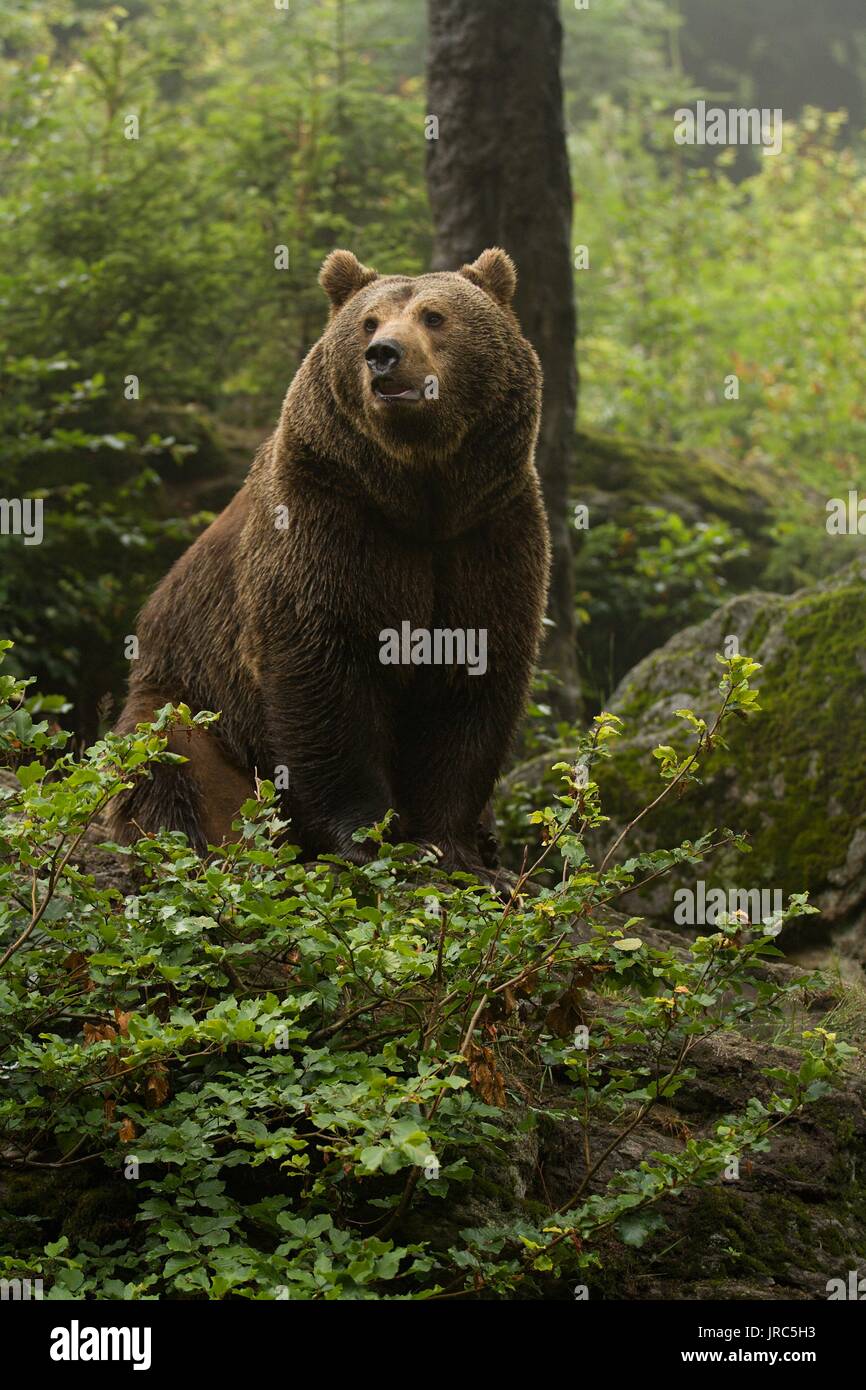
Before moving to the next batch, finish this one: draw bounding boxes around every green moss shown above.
[596,570,866,912]
[663,1189,827,1281]
[574,427,777,542]
[0,1167,137,1257]
[612,644,705,725]
[743,606,774,654]
[61,1183,138,1247]
[579,1179,866,1298]
[468,1172,520,1211]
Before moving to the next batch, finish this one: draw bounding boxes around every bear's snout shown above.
[365,337,404,375]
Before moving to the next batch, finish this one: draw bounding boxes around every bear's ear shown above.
[459,247,517,308]
[319,250,379,312]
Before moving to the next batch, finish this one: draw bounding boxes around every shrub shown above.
[0,644,854,1298]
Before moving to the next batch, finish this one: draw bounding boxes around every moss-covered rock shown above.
[573,427,780,545]
[571,429,792,703]
[589,558,866,961]
[408,928,866,1299]
[0,1167,138,1254]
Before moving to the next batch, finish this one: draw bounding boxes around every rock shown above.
[571,429,789,700]
[406,923,866,1299]
[573,427,780,546]
[588,559,866,965]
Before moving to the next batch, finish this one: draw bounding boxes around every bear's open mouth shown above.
[372,381,422,404]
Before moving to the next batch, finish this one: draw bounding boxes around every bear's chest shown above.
[353,528,501,630]
[294,501,513,681]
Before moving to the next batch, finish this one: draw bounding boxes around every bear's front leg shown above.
[395,677,522,877]
[260,660,397,864]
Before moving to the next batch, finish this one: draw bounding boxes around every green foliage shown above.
[0,2,428,405]
[574,507,748,705]
[574,104,866,586]
[0,644,854,1299]
[1,5,862,1295]
[561,0,685,127]
[0,354,204,705]
[3,1,865,724]
[0,1,429,729]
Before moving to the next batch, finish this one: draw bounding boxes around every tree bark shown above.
[426,0,580,720]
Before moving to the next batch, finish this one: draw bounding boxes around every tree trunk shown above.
[426,0,580,720]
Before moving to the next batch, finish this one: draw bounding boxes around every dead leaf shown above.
[464,1040,506,1107]
[63,950,94,991]
[544,970,589,1039]
[145,1064,170,1108]
[83,1022,117,1047]
[652,1104,692,1143]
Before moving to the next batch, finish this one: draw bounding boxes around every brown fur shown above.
[108,248,551,870]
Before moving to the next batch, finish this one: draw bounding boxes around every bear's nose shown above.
[365,337,404,375]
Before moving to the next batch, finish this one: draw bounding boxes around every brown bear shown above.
[108,247,550,873]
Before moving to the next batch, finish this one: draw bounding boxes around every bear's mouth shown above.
[372,380,422,405]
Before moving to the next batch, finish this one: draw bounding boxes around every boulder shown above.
[404,923,866,1299]
[573,427,779,545]
[571,429,784,700]
[589,559,866,964]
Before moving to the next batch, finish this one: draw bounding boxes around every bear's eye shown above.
[423,310,444,328]
[363,317,378,335]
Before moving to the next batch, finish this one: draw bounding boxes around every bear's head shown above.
[315,248,540,465]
